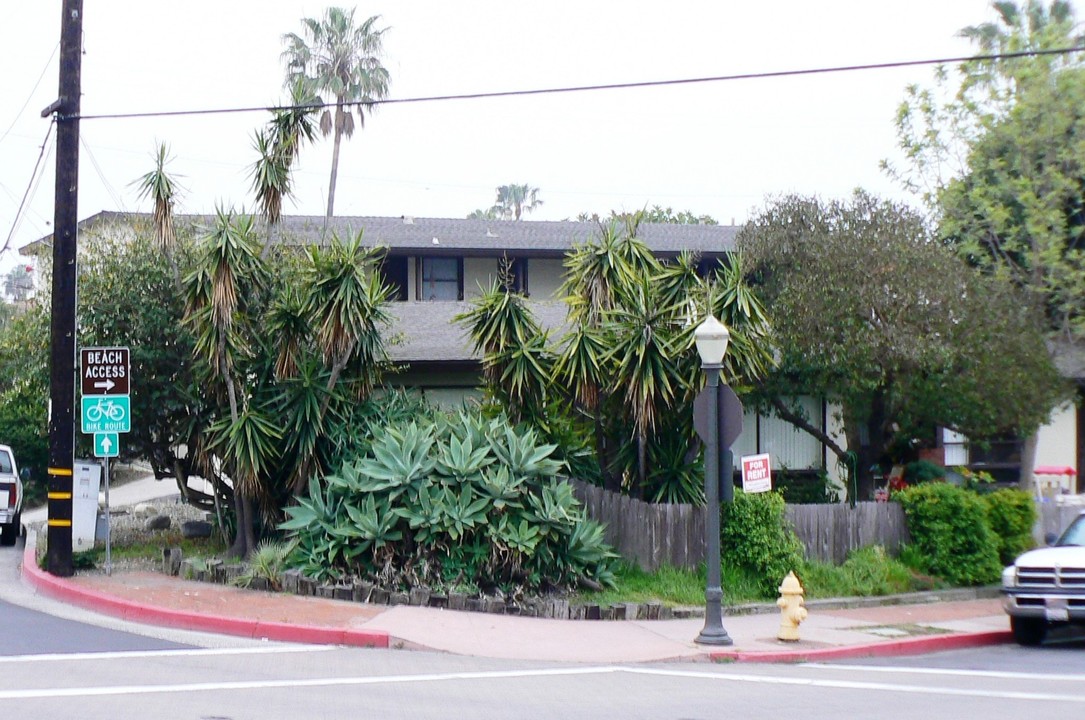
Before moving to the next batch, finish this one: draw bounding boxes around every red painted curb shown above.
[21,544,390,649]
[709,629,1012,663]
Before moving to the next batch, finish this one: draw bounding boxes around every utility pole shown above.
[44,0,84,577]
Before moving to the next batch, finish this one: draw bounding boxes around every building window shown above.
[418,257,462,301]
[379,256,409,301]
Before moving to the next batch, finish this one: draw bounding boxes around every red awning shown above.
[1033,465,1077,476]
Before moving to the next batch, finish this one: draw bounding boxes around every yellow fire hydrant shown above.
[776,571,807,642]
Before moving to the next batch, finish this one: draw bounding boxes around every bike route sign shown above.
[94,432,120,458]
[81,396,131,434]
[80,346,132,445]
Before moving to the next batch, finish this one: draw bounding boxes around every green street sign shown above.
[81,395,131,434]
[94,432,119,458]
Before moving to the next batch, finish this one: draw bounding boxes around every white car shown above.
[1001,510,1085,646]
[0,444,23,546]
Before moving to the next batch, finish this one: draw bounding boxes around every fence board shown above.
[567,480,914,570]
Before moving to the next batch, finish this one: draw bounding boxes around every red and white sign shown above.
[741,453,772,494]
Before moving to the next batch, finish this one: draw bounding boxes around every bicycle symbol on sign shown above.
[85,398,127,423]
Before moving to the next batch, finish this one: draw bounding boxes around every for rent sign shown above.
[741,453,772,494]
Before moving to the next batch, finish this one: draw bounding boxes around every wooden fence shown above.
[568,479,911,571]
[784,502,910,565]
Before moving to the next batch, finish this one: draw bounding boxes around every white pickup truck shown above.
[1001,510,1085,645]
[0,444,23,546]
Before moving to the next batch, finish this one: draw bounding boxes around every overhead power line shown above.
[2,119,55,256]
[64,46,1085,123]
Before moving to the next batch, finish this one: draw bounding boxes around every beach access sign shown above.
[741,453,772,493]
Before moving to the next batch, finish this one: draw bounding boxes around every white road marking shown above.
[623,667,1085,703]
[0,666,622,700]
[805,662,1085,682]
[0,665,1082,703]
[0,645,335,664]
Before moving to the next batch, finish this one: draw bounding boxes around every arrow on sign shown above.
[93,378,116,392]
[100,436,113,454]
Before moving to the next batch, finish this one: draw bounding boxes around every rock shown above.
[180,520,212,539]
[132,503,156,517]
[144,515,171,531]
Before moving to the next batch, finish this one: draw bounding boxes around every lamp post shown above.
[694,315,733,646]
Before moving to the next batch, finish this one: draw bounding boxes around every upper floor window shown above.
[418,257,462,301]
[379,256,409,301]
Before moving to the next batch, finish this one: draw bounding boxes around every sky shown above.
[0,0,1037,276]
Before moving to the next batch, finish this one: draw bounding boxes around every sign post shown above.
[80,346,130,576]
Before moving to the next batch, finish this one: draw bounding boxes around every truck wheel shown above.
[0,511,19,546]
[1011,616,1047,646]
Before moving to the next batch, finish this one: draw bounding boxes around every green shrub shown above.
[720,490,805,598]
[982,488,1036,564]
[800,545,920,598]
[903,459,946,484]
[281,411,617,596]
[0,384,48,507]
[895,483,1001,586]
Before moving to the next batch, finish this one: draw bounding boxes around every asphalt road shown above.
[3,540,1085,719]
[1,644,1084,720]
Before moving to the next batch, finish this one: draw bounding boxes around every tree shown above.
[2,264,33,303]
[132,143,180,252]
[460,212,773,503]
[738,192,1068,500]
[78,222,198,485]
[576,206,718,225]
[184,208,273,557]
[492,184,543,221]
[250,79,319,243]
[282,8,391,218]
[886,0,1085,484]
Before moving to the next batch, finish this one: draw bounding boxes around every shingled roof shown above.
[24,211,739,258]
[387,300,571,363]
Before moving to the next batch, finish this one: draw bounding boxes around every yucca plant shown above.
[234,540,295,591]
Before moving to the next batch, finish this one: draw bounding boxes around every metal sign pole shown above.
[104,456,111,576]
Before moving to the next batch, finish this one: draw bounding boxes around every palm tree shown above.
[133,143,179,252]
[184,208,272,557]
[290,231,391,494]
[958,1,1084,97]
[492,184,543,220]
[250,79,319,238]
[282,8,391,218]
[457,282,553,424]
[959,0,1080,54]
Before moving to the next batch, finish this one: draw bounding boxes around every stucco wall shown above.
[1035,402,1077,492]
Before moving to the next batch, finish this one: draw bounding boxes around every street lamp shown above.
[694,314,733,646]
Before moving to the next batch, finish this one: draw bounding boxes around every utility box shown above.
[72,461,102,551]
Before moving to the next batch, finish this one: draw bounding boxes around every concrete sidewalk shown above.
[20,538,1011,663]
[20,472,1013,663]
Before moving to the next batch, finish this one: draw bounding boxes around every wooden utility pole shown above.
[44,0,84,577]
